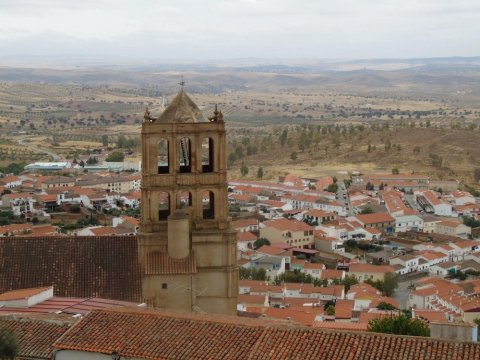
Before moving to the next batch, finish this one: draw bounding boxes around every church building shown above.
[139,90,238,315]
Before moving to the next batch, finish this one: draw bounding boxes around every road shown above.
[337,181,353,216]
[17,137,62,161]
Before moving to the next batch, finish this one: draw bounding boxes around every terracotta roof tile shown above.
[349,263,395,274]
[335,299,354,319]
[0,236,142,302]
[54,307,480,360]
[237,231,257,242]
[0,315,72,359]
[0,286,52,301]
[231,218,258,229]
[312,321,368,332]
[256,245,286,256]
[263,218,313,232]
[263,307,317,326]
[320,269,344,280]
[355,213,395,224]
[144,251,196,275]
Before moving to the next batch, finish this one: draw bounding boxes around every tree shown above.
[290,152,297,161]
[392,168,399,175]
[325,305,335,316]
[227,152,237,167]
[368,315,430,337]
[0,163,26,175]
[86,157,98,165]
[105,151,124,162]
[257,167,264,179]
[279,129,288,146]
[326,183,338,193]
[274,270,313,285]
[359,207,373,214]
[377,302,397,310]
[413,146,421,155]
[70,205,81,213]
[101,134,108,146]
[382,272,399,297]
[367,272,398,297]
[463,215,480,228]
[474,168,480,182]
[240,163,249,177]
[474,318,480,341]
[0,328,19,359]
[254,238,270,249]
[341,275,358,292]
[239,267,267,281]
[384,139,391,151]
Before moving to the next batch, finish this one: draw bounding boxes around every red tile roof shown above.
[238,294,267,305]
[313,321,367,332]
[335,299,354,319]
[144,251,196,275]
[231,218,258,229]
[0,315,73,359]
[414,309,448,323]
[54,307,480,360]
[320,269,344,280]
[237,231,257,242]
[0,296,141,316]
[263,307,317,326]
[0,286,51,301]
[263,218,313,232]
[0,236,142,302]
[256,245,286,256]
[349,263,395,274]
[355,213,395,225]
[304,209,336,218]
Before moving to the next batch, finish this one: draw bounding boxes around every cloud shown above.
[0,0,478,62]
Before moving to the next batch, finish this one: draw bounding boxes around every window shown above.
[159,192,170,220]
[158,138,169,174]
[178,137,192,173]
[202,190,215,219]
[202,137,214,173]
[179,191,192,209]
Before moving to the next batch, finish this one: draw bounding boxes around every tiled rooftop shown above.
[54,307,480,360]
[0,286,51,301]
[0,315,73,359]
[0,236,142,302]
[144,251,197,275]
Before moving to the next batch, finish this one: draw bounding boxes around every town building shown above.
[260,218,314,249]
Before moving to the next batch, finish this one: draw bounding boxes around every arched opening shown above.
[157,138,169,174]
[202,137,214,173]
[178,137,192,173]
[158,192,170,220]
[179,191,192,209]
[202,190,215,219]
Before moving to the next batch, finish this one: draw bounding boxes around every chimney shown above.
[167,209,191,259]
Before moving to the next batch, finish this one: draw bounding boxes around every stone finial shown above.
[208,104,222,122]
[144,107,156,123]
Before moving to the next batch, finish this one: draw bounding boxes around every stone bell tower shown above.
[138,90,238,315]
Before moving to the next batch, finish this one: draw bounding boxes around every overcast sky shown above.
[0,0,479,64]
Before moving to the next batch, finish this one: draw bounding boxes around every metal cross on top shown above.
[179,76,185,88]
